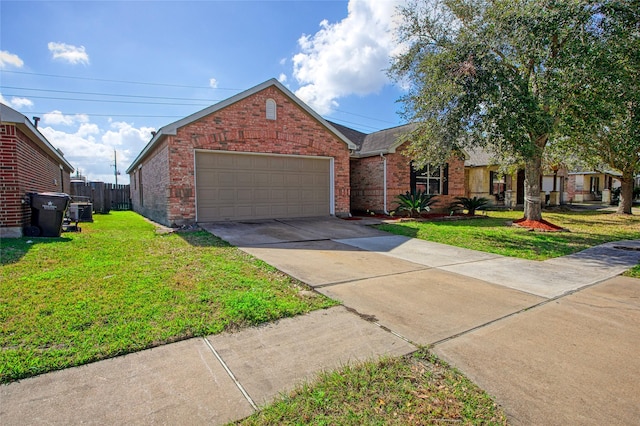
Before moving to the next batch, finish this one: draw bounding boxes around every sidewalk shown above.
[2,217,639,425]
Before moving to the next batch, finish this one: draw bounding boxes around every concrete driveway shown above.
[201,216,640,425]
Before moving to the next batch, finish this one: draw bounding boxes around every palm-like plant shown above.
[395,190,438,218]
[449,196,490,215]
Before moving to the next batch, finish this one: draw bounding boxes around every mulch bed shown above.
[346,212,486,222]
[512,217,566,232]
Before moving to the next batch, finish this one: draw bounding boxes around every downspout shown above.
[381,153,389,214]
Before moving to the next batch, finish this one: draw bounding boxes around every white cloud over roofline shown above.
[292,0,404,115]
[48,42,90,65]
[0,93,33,109]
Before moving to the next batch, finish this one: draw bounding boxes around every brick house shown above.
[127,79,471,226]
[126,79,356,226]
[1,104,74,238]
[333,122,466,214]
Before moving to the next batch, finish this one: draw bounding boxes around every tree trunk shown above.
[523,153,543,221]
[616,171,635,215]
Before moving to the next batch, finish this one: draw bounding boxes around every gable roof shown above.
[356,123,416,157]
[0,104,74,172]
[126,79,357,173]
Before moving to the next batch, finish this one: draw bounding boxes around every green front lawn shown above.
[375,210,640,261]
[0,212,336,383]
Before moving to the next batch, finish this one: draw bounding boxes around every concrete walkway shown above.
[2,217,639,425]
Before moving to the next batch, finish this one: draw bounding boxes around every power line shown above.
[1,93,214,106]
[1,70,240,91]
[1,86,221,102]
[3,85,399,127]
[28,112,186,119]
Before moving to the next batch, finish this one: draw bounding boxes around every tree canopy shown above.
[390,0,634,219]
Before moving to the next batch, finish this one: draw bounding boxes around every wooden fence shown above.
[70,182,131,213]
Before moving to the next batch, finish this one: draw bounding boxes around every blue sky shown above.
[1,0,407,184]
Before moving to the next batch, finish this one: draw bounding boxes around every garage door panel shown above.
[196,152,330,221]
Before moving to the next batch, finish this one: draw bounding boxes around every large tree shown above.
[390,0,597,221]
[562,1,639,214]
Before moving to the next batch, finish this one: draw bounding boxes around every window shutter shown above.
[489,171,495,194]
[443,164,449,195]
[410,162,417,194]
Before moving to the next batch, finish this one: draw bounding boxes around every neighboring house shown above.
[335,122,466,214]
[126,79,356,226]
[464,148,525,208]
[567,170,621,203]
[0,104,74,238]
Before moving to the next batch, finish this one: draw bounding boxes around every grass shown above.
[0,211,336,383]
[236,349,507,426]
[375,209,640,261]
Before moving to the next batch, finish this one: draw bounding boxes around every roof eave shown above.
[1,105,74,172]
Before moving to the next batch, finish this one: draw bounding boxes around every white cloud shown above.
[292,0,403,114]
[0,93,34,109]
[102,121,154,149]
[42,110,90,126]
[48,42,90,65]
[10,97,34,109]
[279,57,287,66]
[40,119,154,184]
[0,50,24,69]
[278,73,287,83]
[209,78,218,88]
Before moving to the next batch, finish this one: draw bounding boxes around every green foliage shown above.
[449,196,490,215]
[389,0,607,220]
[0,212,336,383]
[394,190,437,217]
[559,1,640,214]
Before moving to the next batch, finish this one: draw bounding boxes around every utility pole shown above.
[113,149,119,186]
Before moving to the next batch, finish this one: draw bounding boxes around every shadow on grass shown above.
[0,236,72,265]
[174,230,233,248]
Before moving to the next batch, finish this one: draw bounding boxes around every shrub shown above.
[394,190,438,217]
[449,196,490,215]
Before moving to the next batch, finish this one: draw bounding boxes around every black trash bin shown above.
[29,192,71,237]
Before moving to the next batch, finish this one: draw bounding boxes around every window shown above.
[266,99,276,120]
[489,171,506,196]
[410,163,448,195]
[590,176,600,195]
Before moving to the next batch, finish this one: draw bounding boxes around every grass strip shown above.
[375,210,640,261]
[236,349,507,425]
[0,211,336,383]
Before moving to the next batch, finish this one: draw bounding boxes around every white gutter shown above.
[381,153,389,215]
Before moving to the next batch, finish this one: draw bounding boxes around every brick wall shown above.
[129,138,169,225]
[134,85,351,226]
[349,156,384,212]
[350,144,465,214]
[1,124,71,237]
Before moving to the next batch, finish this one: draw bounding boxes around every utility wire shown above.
[1,70,240,91]
[1,94,214,106]
[1,86,221,102]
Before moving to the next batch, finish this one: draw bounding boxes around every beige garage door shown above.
[196,151,331,221]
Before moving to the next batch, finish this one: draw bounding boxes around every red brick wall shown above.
[133,86,351,226]
[350,156,384,212]
[129,138,169,225]
[0,124,71,236]
[350,143,465,214]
